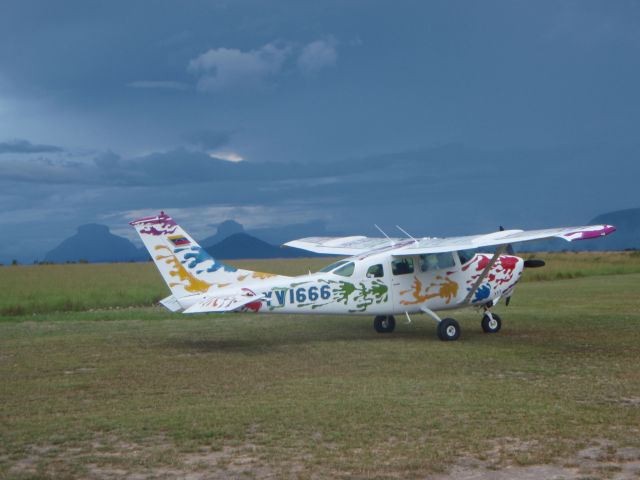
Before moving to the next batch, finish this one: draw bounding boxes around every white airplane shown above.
[131,212,615,341]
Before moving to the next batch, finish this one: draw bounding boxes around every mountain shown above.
[200,219,244,246]
[44,224,143,263]
[519,207,640,252]
[204,232,315,259]
[200,218,344,247]
[588,208,640,251]
[249,220,339,245]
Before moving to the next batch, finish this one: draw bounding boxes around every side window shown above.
[437,253,456,269]
[420,253,457,271]
[420,254,439,272]
[334,262,355,277]
[391,258,414,275]
[366,264,384,278]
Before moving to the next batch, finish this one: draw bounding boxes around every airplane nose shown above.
[524,259,546,268]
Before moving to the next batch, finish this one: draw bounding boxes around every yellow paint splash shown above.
[400,275,459,305]
[155,245,211,293]
[252,271,277,279]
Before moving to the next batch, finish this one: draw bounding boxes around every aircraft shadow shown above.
[163,322,443,354]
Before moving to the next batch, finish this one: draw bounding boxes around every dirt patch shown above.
[5,435,296,479]
[429,439,640,480]
[5,436,640,479]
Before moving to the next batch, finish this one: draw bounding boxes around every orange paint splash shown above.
[400,275,459,305]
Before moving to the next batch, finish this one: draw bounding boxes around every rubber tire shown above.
[481,313,502,333]
[374,315,396,333]
[437,318,461,341]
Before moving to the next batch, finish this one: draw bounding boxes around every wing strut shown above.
[462,246,507,305]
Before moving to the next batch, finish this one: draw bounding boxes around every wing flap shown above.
[390,224,616,256]
[283,236,391,255]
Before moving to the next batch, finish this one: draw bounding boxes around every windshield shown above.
[333,262,355,277]
[319,260,349,273]
[458,249,479,265]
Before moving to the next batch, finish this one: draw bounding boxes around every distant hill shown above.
[200,219,244,246]
[44,224,142,263]
[201,218,344,247]
[203,232,314,260]
[520,207,640,252]
[587,208,640,251]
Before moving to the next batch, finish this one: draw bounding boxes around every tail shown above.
[130,212,276,300]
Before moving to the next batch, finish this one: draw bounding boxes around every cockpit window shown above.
[319,260,349,273]
[458,249,479,265]
[333,262,355,277]
[392,257,414,275]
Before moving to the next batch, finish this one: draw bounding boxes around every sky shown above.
[0,0,639,262]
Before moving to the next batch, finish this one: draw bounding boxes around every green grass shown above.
[1,252,640,317]
[0,259,639,478]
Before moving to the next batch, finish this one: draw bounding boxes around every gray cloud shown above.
[183,129,233,150]
[0,139,63,154]
[188,42,293,92]
[127,81,190,91]
[297,37,338,74]
[187,37,339,92]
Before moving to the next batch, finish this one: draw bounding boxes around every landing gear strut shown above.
[374,315,396,333]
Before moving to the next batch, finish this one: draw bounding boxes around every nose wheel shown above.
[481,312,502,333]
[374,315,396,333]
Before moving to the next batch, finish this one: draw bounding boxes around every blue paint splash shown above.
[179,246,237,273]
[473,284,491,303]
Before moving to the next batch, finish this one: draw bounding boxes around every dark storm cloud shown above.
[0,139,63,154]
[183,130,234,151]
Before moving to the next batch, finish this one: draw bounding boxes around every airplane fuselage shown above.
[178,251,525,316]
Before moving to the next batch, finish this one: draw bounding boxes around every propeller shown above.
[524,258,546,268]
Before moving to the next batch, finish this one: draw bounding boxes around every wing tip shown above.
[562,224,616,242]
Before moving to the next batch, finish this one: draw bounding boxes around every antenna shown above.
[396,225,419,245]
[374,224,394,246]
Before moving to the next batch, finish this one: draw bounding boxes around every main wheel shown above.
[437,318,461,341]
[374,315,396,333]
[481,313,502,333]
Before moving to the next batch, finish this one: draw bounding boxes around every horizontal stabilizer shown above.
[159,295,184,312]
[183,292,264,314]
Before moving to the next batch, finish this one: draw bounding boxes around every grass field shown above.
[1,253,640,479]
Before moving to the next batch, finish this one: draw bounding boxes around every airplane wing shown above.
[283,225,616,257]
[283,236,392,255]
[183,292,265,314]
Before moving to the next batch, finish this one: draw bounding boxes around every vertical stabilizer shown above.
[130,212,277,299]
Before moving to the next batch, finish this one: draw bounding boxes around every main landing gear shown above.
[373,315,396,333]
[372,308,502,341]
[419,306,461,341]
